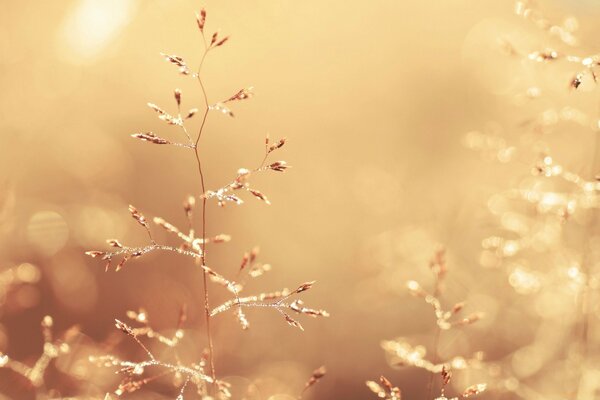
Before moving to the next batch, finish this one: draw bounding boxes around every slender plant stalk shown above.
[193,34,217,387]
[427,260,443,399]
[83,8,329,398]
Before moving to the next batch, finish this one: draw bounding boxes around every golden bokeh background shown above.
[2,0,600,399]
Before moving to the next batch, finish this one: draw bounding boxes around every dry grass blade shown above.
[299,366,326,398]
[366,376,401,400]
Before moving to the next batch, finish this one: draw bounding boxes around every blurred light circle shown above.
[26,210,69,255]
[57,0,139,63]
[74,205,127,247]
[15,263,40,283]
[512,345,544,378]
[534,290,572,319]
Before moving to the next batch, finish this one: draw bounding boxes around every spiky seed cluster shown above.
[85,6,327,399]
[0,316,78,389]
[202,134,289,207]
[366,376,402,400]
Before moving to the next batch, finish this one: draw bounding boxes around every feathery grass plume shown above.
[366,368,486,400]
[210,280,329,331]
[0,316,80,391]
[463,1,600,398]
[433,366,486,400]
[201,134,289,207]
[85,5,327,398]
[90,310,231,399]
[368,248,485,399]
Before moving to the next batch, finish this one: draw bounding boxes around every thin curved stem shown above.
[193,44,217,389]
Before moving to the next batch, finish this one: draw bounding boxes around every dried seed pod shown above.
[215,36,229,47]
[295,281,315,293]
[462,383,487,398]
[183,195,195,217]
[240,252,250,271]
[107,239,123,248]
[85,251,105,258]
[366,380,386,398]
[160,53,191,75]
[196,9,206,32]
[441,365,451,386]
[224,194,243,205]
[160,53,185,67]
[452,302,465,314]
[211,234,231,243]
[225,88,253,103]
[267,161,290,172]
[147,103,166,114]
[131,132,170,145]
[284,314,304,331]
[571,73,583,89]
[116,256,130,272]
[380,376,394,392]
[115,319,134,335]
[268,137,286,152]
[301,366,326,395]
[249,189,270,205]
[128,205,148,228]
[290,300,330,317]
[210,103,234,117]
[185,108,198,119]
[250,246,259,262]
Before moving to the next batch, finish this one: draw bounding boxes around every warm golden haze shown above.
[1,1,600,399]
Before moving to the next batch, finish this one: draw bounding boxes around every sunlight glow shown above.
[57,0,138,62]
